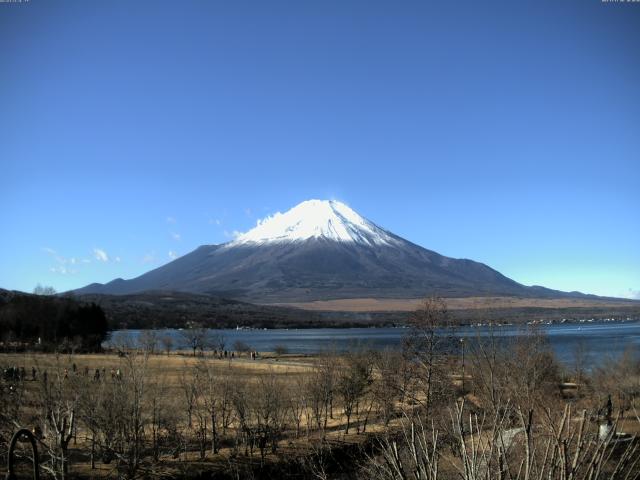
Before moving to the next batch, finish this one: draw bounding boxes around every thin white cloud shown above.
[168,250,178,260]
[171,232,181,241]
[166,216,176,224]
[93,248,109,262]
[627,288,640,300]
[42,247,66,265]
[49,265,77,275]
[115,256,121,263]
[43,247,75,271]
[43,247,91,274]
[244,208,252,217]
[223,230,242,239]
[142,252,156,264]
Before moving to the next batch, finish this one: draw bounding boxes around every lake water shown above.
[109,321,640,368]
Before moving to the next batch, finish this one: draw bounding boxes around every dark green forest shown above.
[0,291,108,352]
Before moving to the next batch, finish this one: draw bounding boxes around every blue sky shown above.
[1,0,638,298]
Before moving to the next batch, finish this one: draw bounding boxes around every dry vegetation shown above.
[274,296,640,312]
[1,299,639,479]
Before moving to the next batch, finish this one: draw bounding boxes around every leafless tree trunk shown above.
[367,398,640,480]
[180,326,211,356]
[306,357,336,438]
[336,351,373,434]
[402,296,453,415]
[161,335,174,356]
[38,365,77,479]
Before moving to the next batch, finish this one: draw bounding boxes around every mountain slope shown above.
[73,200,589,302]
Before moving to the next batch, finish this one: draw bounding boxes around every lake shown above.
[109,320,640,368]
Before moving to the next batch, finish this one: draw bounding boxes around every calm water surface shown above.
[109,321,640,367]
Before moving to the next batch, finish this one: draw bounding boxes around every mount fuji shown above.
[74,200,583,302]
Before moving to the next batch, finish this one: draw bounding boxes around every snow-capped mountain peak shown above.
[229,199,397,246]
[74,198,569,302]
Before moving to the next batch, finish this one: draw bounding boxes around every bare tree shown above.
[210,332,226,354]
[274,344,289,356]
[80,352,151,478]
[76,374,102,470]
[504,327,560,412]
[253,371,288,462]
[37,366,78,479]
[367,399,640,480]
[147,377,177,463]
[180,327,210,356]
[34,284,57,295]
[372,349,404,426]
[307,354,337,437]
[233,340,252,356]
[160,335,174,356]
[113,353,150,478]
[403,296,453,414]
[192,374,209,460]
[468,327,510,415]
[138,330,159,354]
[592,345,640,415]
[288,375,307,438]
[195,359,228,455]
[230,376,253,457]
[469,326,561,417]
[180,368,198,431]
[572,339,589,385]
[336,351,373,434]
[218,373,234,436]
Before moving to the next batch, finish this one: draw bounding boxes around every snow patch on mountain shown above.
[229,199,398,247]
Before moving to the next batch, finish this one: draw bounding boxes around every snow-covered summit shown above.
[229,199,397,247]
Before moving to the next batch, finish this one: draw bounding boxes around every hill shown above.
[73,200,599,303]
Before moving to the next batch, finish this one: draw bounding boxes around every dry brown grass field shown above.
[273,296,640,312]
[0,350,315,389]
[1,319,639,480]
[1,349,412,479]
